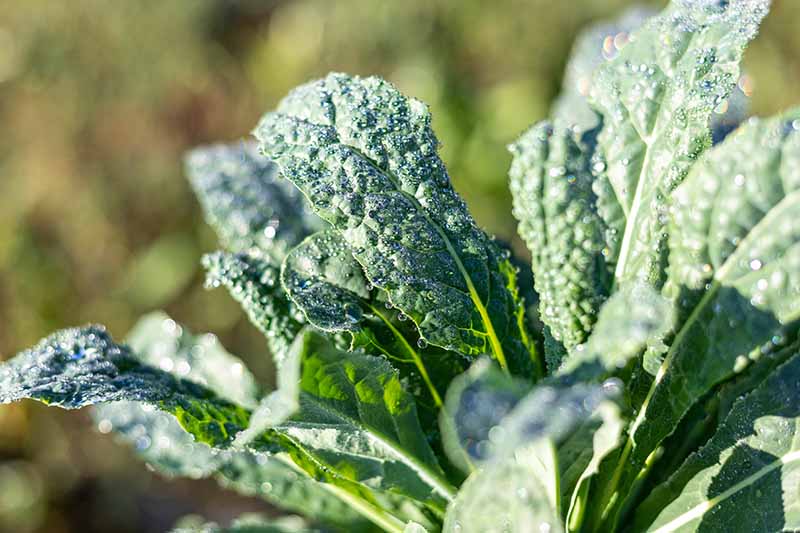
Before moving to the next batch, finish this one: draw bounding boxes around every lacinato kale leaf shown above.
[3,1,800,532]
[255,73,540,378]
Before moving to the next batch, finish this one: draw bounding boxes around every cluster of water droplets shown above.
[281,230,371,333]
[509,121,613,367]
[186,141,324,259]
[0,325,174,408]
[94,400,219,478]
[255,72,533,362]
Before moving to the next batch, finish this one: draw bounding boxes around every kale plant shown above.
[2,1,799,531]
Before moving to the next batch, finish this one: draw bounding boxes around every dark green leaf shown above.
[0,325,250,447]
[255,73,538,377]
[636,352,800,532]
[96,401,369,531]
[2,320,445,531]
[509,123,612,367]
[597,107,800,528]
[186,141,324,260]
[557,281,672,382]
[274,331,456,513]
[281,229,469,409]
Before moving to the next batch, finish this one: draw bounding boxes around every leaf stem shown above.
[597,284,721,528]
[304,394,458,503]
[277,455,407,533]
[355,153,511,373]
[369,303,443,407]
[323,484,408,533]
[551,441,561,516]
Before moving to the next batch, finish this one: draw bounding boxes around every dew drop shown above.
[603,377,624,394]
[260,269,277,287]
[135,435,152,451]
[417,338,428,349]
[749,259,763,271]
[176,361,191,376]
[97,419,113,434]
[162,318,178,334]
[344,304,361,324]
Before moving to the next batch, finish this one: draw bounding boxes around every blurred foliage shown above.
[0,0,797,531]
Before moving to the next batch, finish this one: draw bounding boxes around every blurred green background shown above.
[0,1,798,531]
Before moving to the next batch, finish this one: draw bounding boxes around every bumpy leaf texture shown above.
[1,319,450,531]
[186,141,324,261]
[509,123,612,366]
[510,0,769,365]
[0,325,250,447]
[552,4,747,144]
[273,331,456,514]
[590,0,770,288]
[597,107,800,529]
[255,73,538,378]
[203,251,303,366]
[557,281,672,381]
[281,229,469,410]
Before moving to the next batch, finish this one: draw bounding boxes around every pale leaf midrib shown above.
[650,449,800,533]
[338,141,510,370]
[604,162,800,524]
[610,23,704,284]
[367,302,443,407]
[298,390,457,501]
[274,444,408,532]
